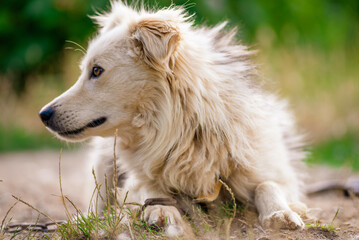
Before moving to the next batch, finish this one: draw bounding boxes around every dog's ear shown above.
[131,19,180,72]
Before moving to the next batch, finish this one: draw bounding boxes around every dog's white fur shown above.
[41,2,306,235]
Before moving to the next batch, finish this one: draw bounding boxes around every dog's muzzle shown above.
[39,106,107,136]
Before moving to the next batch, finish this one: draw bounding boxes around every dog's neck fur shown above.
[117,25,259,197]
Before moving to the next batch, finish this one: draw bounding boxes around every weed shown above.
[306,222,338,232]
[305,208,340,232]
[51,131,174,239]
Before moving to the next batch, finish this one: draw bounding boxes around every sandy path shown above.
[0,150,90,222]
[1,150,359,239]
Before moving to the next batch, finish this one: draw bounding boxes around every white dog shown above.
[40,2,306,236]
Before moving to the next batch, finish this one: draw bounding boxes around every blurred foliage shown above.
[0,125,70,151]
[164,0,359,50]
[0,0,358,93]
[0,0,108,93]
[0,0,358,172]
[307,132,359,170]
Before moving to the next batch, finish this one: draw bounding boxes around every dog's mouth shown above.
[58,117,107,136]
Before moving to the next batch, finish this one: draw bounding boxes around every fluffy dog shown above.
[40,2,306,236]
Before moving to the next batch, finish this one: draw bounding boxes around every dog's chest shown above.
[159,158,224,198]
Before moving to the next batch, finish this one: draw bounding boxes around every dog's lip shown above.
[58,117,107,136]
[85,117,107,128]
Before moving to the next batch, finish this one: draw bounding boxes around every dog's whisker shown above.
[65,40,87,54]
[65,40,86,52]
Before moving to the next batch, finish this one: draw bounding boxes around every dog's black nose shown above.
[39,107,54,125]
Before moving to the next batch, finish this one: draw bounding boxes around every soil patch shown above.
[1,151,358,239]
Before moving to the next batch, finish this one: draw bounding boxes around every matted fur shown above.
[40,1,306,235]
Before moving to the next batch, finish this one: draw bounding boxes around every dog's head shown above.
[39,3,185,142]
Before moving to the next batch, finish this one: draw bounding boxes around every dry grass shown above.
[2,148,359,239]
[0,201,17,240]
[0,134,247,239]
[51,133,245,239]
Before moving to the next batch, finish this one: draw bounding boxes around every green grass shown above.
[306,132,359,170]
[305,208,340,232]
[306,222,338,232]
[0,125,76,153]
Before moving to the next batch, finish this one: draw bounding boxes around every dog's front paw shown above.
[143,205,184,237]
[261,209,304,230]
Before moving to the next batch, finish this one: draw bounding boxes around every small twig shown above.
[58,149,72,220]
[87,181,99,214]
[331,208,340,225]
[92,168,105,204]
[119,191,129,215]
[65,196,81,215]
[127,222,134,240]
[1,201,18,231]
[87,176,101,239]
[113,129,119,226]
[105,174,111,226]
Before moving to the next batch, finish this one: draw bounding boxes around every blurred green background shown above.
[0,0,358,169]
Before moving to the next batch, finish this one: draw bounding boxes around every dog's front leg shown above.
[254,181,304,230]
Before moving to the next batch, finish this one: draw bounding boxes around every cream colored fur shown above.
[40,2,306,236]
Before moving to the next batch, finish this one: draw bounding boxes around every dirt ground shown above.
[1,150,359,239]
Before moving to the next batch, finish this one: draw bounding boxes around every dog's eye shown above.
[91,66,104,78]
